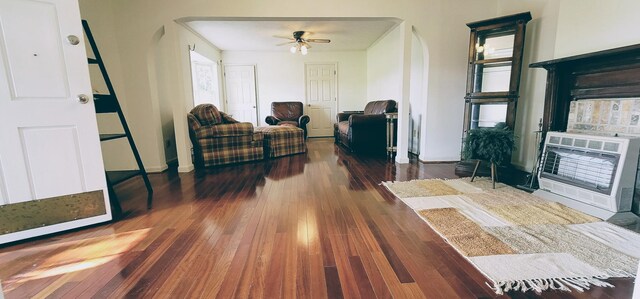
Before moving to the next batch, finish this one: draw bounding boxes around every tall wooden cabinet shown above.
[456,12,531,179]
[462,12,531,134]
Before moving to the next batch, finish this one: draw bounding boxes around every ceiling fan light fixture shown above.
[279,31,329,55]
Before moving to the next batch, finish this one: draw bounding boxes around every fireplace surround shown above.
[530,44,640,133]
[531,43,640,217]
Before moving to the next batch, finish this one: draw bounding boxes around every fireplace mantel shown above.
[530,44,640,132]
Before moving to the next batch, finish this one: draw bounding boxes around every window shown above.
[190,50,220,107]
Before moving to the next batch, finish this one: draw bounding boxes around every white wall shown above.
[367,25,402,101]
[365,23,414,163]
[79,0,640,173]
[153,29,177,165]
[79,0,137,171]
[174,25,223,172]
[419,1,497,162]
[222,51,367,126]
[78,0,498,171]
[497,0,561,171]
[409,32,425,154]
[555,0,640,58]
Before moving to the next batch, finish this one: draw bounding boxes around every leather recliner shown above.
[334,100,397,154]
[265,102,310,138]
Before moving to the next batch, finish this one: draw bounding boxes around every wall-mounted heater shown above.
[534,132,640,224]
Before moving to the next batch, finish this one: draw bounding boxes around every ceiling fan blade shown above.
[300,31,312,39]
[307,39,331,43]
[276,41,296,46]
[273,35,295,40]
[303,42,311,49]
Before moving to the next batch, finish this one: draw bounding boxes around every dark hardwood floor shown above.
[0,138,634,298]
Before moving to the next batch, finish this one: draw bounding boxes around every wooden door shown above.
[223,65,258,125]
[0,0,111,244]
[305,63,337,137]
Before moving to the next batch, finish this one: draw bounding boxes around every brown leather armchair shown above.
[334,100,397,154]
[265,102,310,138]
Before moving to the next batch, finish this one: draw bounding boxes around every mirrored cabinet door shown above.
[473,62,512,93]
[463,12,531,134]
[470,103,508,129]
[475,33,514,60]
[471,31,515,94]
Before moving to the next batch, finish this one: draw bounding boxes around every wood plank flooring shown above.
[0,138,634,298]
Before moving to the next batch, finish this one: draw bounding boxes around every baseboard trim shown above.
[418,159,460,164]
[146,164,168,173]
[395,156,410,164]
[178,164,195,173]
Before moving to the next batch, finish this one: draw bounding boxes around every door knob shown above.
[67,35,80,45]
[77,94,90,104]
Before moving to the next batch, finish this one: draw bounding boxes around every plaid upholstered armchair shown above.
[187,104,264,167]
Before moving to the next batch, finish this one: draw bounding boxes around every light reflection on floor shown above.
[0,228,149,293]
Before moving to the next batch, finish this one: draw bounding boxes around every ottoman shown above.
[255,126,306,158]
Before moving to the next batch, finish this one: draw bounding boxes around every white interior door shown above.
[0,0,111,244]
[305,63,337,137]
[223,65,258,125]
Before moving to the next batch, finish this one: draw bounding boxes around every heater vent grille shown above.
[588,140,603,150]
[540,145,619,195]
[574,139,587,147]
[604,142,620,152]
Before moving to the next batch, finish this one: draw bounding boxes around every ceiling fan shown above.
[276,31,330,55]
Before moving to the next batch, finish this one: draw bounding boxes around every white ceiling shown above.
[182,19,399,52]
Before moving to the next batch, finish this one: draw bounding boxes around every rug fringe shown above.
[604,268,637,278]
[487,276,615,295]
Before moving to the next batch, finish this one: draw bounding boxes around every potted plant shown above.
[462,127,516,188]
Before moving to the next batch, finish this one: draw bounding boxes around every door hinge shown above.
[334,70,336,75]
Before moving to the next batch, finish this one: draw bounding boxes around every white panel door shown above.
[223,65,258,125]
[305,63,337,137]
[0,0,111,243]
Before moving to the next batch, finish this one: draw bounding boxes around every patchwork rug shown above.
[382,178,640,294]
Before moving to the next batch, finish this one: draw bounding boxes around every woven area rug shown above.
[382,177,640,294]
